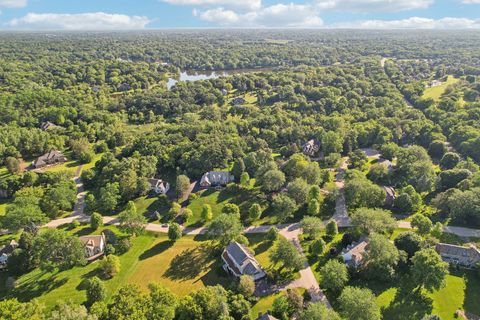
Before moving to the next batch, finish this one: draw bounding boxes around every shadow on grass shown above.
[139,240,174,261]
[74,227,96,237]
[460,270,480,315]
[164,244,216,281]
[13,273,68,302]
[381,285,433,320]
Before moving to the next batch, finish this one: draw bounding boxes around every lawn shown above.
[0,230,229,309]
[0,198,9,216]
[423,76,460,101]
[41,152,104,175]
[377,270,480,320]
[133,195,167,218]
[250,288,306,319]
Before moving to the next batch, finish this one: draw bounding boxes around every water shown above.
[166,68,272,90]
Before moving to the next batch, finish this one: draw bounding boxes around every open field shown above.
[423,76,460,101]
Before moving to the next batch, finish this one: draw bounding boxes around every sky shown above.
[0,0,479,30]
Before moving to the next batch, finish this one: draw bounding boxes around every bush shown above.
[87,276,106,306]
[168,223,182,242]
[98,255,120,278]
[105,244,116,255]
[115,238,132,255]
[326,220,338,238]
[266,227,279,242]
[90,213,103,230]
[238,275,255,297]
[70,220,81,229]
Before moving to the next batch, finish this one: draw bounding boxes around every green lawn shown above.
[0,229,229,309]
[41,152,104,175]
[0,198,9,216]
[250,288,306,319]
[377,270,480,320]
[133,195,167,218]
[423,76,460,101]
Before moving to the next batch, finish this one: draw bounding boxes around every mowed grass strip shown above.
[423,76,460,101]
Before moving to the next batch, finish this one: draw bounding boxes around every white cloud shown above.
[195,3,323,27]
[0,0,27,8]
[163,0,261,10]
[462,0,480,3]
[8,12,151,30]
[315,0,433,12]
[334,17,480,29]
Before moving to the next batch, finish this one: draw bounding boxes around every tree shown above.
[206,213,243,246]
[428,140,447,159]
[310,238,326,255]
[146,283,177,320]
[49,302,96,320]
[299,302,341,320]
[307,198,320,216]
[97,182,120,213]
[321,131,343,156]
[270,237,306,271]
[272,289,304,320]
[240,172,250,188]
[222,203,240,217]
[99,255,120,278]
[326,220,338,237]
[338,286,381,320]
[109,284,147,319]
[34,229,86,270]
[232,158,246,180]
[238,275,255,297]
[5,157,21,174]
[348,149,368,169]
[1,197,48,232]
[260,169,286,192]
[201,204,213,222]
[440,152,461,170]
[394,231,422,258]
[0,298,43,320]
[367,163,390,184]
[320,259,348,292]
[300,216,323,239]
[351,208,397,235]
[411,248,449,292]
[167,202,182,220]
[308,185,322,203]
[41,183,77,218]
[411,214,433,235]
[272,194,297,222]
[175,175,190,198]
[345,176,386,209]
[267,226,279,242]
[248,203,262,221]
[176,285,230,320]
[363,233,400,280]
[381,142,398,161]
[229,293,251,320]
[168,223,182,242]
[287,178,310,205]
[87,276,106,306]
[90,212,103,230]
[118,201,147,236]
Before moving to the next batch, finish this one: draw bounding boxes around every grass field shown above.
[0,198,9,216]
[423,76,460,101]
[41,152,104,174]
[0,229,228,309]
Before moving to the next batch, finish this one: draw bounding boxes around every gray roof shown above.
[257,314,278,320]
[226,241,252,265]
[436,243,480,259]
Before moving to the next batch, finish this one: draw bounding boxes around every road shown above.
[332,157,351,228]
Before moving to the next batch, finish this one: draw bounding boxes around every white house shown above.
[222,241,266,281]
[341,239,368,268]
[200,171,234,188]
[302,139,320,157]
[79,234,106,261]
[148,178,170,195]
[0,240,19,269]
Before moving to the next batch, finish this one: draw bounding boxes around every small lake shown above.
[167,68,273,90]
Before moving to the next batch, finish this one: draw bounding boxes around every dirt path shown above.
[332,157,351,227]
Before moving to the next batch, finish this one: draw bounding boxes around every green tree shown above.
[97,182,120,213]
[308,185,322,203]
[321,131,343,156]
[49,302,96,320]
[326,220,338,237]
[270,237,306,271]
[240,172,250,188]
[232,158,246,180]
[87,276,107,306]
[411,248,449,292]
[5,157,21,174]
[248,203,262,221]
[440,152,461,170]
[307,198,320,216]
[260,169,286,192]
[109,284,147,319]
[267,226,279,242]
[363,233,400,280]
[348,149,368,169]
[90,212,103,230]
[351,208,397,235]
[300,216,323,239]
[99,255,121,278]
[222,203,240,217]
[0,298,43,320]
[201,204,213,222]
[206,213,243,246]
[310,238,326,255]
[287,178,310,205]
[394,231,422,258]
[411,214,433,235]
[175,175,190,199]
[118,201,147,236]
[146,283,177,320]
[272,194,297,222]
[320,259,349,292]
[1,197,48,232]
[176,285,230,320]
[168,223,182,242]
[238,275,255,297]
[299,302,341,320]
[338,287,381,320]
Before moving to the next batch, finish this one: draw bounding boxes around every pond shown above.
[167,68,273,90]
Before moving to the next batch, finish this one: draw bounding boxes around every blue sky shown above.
[0,0,479,29]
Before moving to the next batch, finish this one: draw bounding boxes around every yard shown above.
[423,76,460,101]
[0,228,229,309]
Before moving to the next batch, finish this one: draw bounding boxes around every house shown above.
[200,171,234,188]
[0,240,19,269]
[148,178,170,195]
[222,241,266,281]
[383,186,396,208]
[302,139,320,157]
[378,158,394,172]
[0,188,7,198]
[79,234,106,261]
[40,121,58,131]
[33,150,67,169]
[256,313,278,320]
[221,89,228,96]
[435,243,480,268]
[232,97,246,105]
[341,239,368,268]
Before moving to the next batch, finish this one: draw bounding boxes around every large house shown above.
[383,186,396,208]
[256,313,278,320]
[302,139,320,157]
[148,178,170,195]
[33,150,67,169]
[341,239,368,268]
[222,241,266,281]
[435,243,480,268]
[200,171,234,188]
[0,240,19,269]
[40,121,58,131]
[79,234,106,261]
[232,97,246,106]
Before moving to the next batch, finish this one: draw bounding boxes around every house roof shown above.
[383,186,396,198]
[200,171,232,185]
[79,235,105,249]
[148,178,167,189]
[224,241,263,276]
[0,240,18,256]
[436,243,480,259]
[34,150,66,167]
[257,314,278,320]
[341,240,368,265]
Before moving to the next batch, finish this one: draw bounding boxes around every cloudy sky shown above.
[0,0,479,30]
